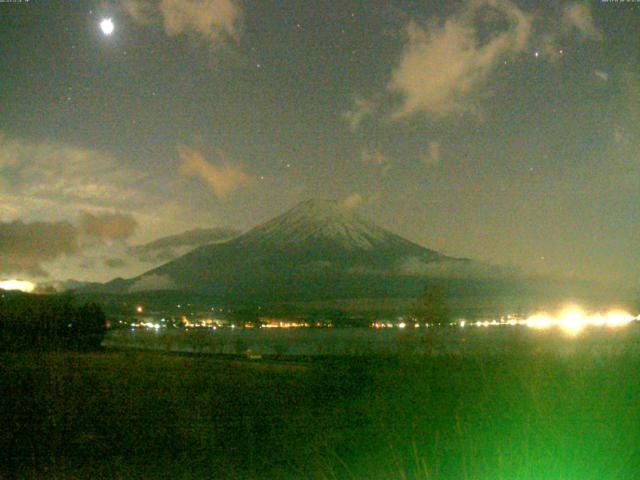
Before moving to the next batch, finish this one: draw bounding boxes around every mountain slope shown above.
[235,199,431,253]
[103,199,463,300]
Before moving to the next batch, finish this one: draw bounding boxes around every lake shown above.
[103,322,640,357]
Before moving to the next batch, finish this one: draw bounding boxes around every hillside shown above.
[100,199,469,301]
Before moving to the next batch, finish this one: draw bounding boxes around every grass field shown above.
[2,350,640,479]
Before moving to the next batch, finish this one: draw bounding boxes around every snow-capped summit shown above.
[102,199,454,300]
[236,199,425,252]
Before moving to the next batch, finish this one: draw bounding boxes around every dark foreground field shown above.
[2,351,640,480]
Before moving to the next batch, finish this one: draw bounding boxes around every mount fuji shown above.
[101,199,471,301]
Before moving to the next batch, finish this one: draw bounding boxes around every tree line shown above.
[0,292,107,352]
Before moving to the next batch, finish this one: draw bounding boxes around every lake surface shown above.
[104,323,640,357]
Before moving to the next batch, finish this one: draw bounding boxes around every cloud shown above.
[343,1,605,127]
[561,2,603,41]
[341,193,364,209]
[80,211,138,241]
[121,0,242,44]
[178,145,250,197]
[129,273,177,292]
[129,226,240,262]
[343,97,376,131]
[0,220,79,276]
[0,209,139,277]
[421,141,441,167]
[0,221,240,281]
[120,0,155,24]
[0,134,243,281]
[388,0,532,118]
[399,257,521,279]
[0,134,144,218]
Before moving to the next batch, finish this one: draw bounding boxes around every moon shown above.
[100,18,114,36]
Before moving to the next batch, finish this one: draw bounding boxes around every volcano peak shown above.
[234,198,400,251]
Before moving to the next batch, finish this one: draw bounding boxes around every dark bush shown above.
[0,293,107,352]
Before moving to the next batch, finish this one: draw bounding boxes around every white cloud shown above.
[343,1,606,127]
[0,134,144,219]
[0,134,245,281]
[388,0,532,118]
[121,0,242,44]
[178,145,250,197]
[562,2,603,41]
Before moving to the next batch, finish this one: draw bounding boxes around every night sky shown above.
[0,0,638,285]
